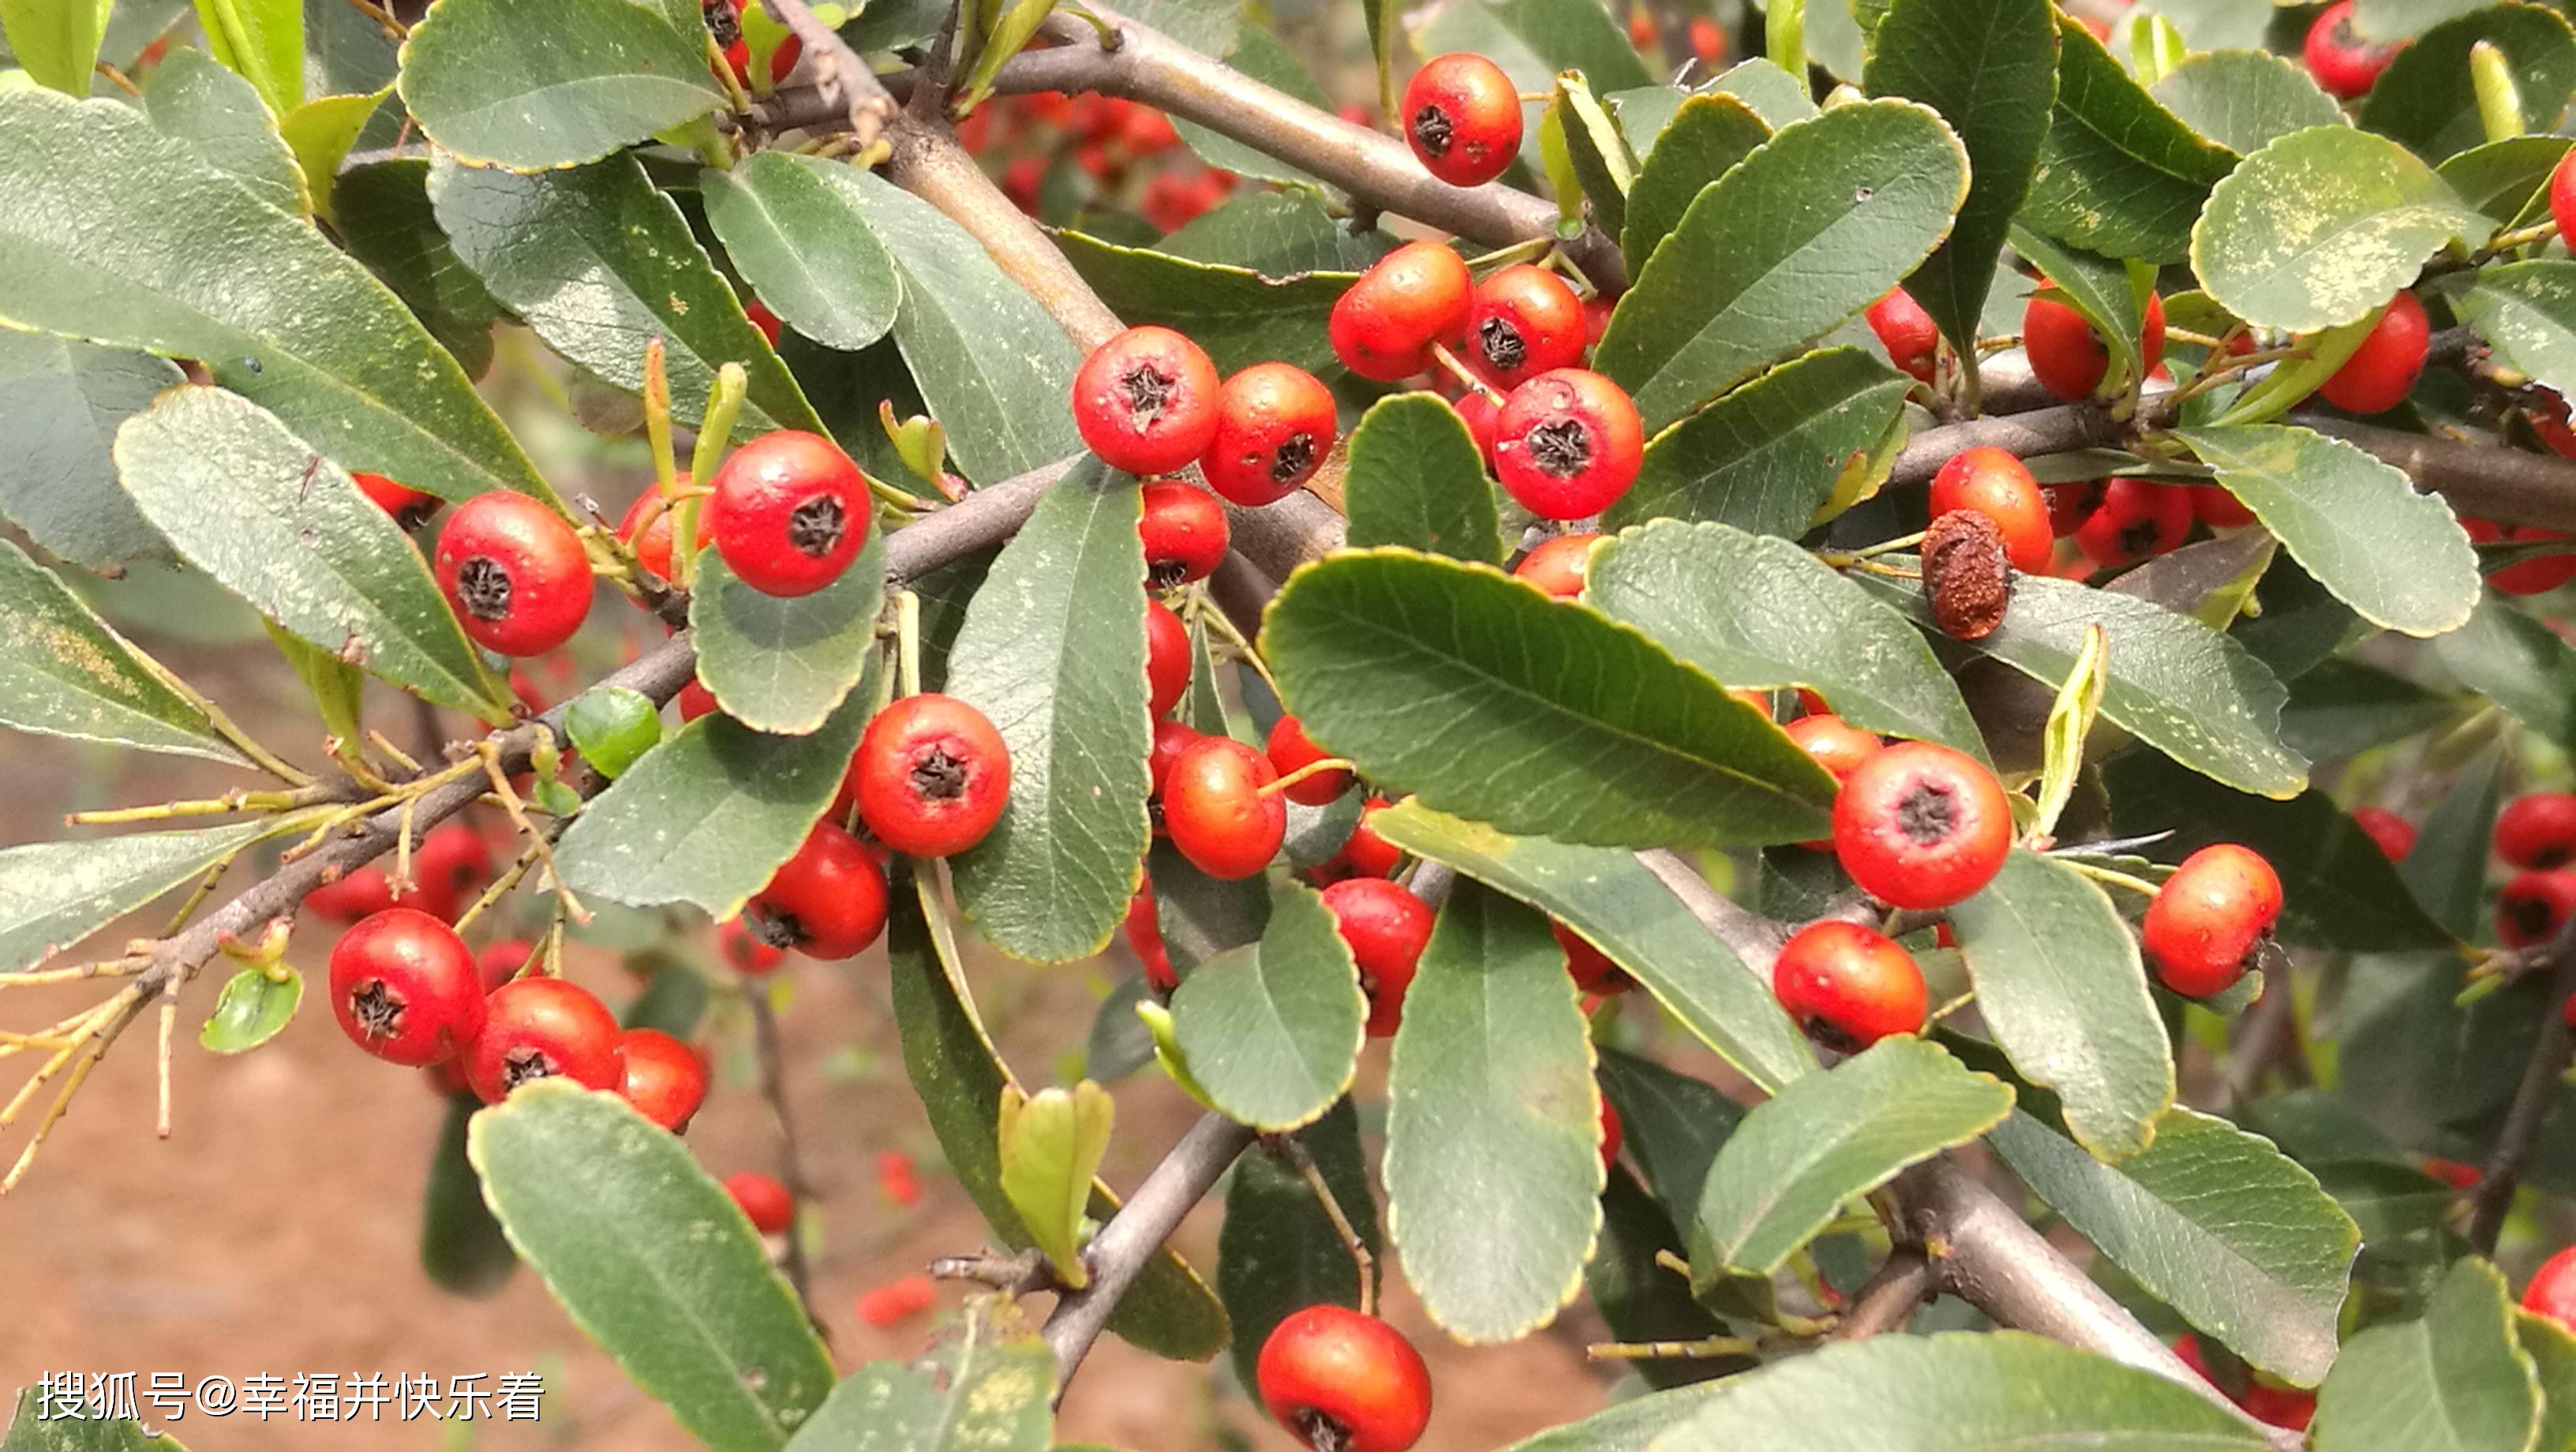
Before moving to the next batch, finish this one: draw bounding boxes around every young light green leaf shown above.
[2355,2,2576,162]
[781,1303,1054,1452]
[2033,625,2109,839]
[1556,71,1636,239]
[264,619,364,756]
[1602,347,1913,541]
[2020,14,2235,264]
[0,537,242,762]
[691,526,887,736]
[2436,590,2576,757]
[700,152,904,352]
[193,0,302,114]
[1620,94,1769,275]
[398,0,724,169]
[142,47,304,216]
[2312,1258,2538,1450]
[0,821,267,975]
[1170,879,1365,1132]
[278,87,388,224]
[1217,1099,1379,1390]
[200,964,301,1053]
[564,685,663,781]
[997,1081,1117,1289]
[1339,393,1505,563]
[2148,48,2345,156]
[0,0,111,95]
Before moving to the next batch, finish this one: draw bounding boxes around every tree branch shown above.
[1041,1110,1256,1394]
[755,0,900,147]
[2467,917,2576,1253]
[1828,1247,1930,1341]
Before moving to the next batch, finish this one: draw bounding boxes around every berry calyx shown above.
[1465,264,1586,391]
[464,976,624,1104]
[1554,922,1631,994]
[1865,289,1940,384]
[2142,844,2283,997]
[1140,479,1230,587]
[1163,735,1287,880]
[433,492,593,657]
[1929,447,2052,574]
[2497,793,2576,868]
[2351,806,2416,863]
[726,1170,796,1234]
[1830,742,2013,910]
[1772,920,1927,1051]
[327,908,487,1068]
[1267,714,1352,806]
[705,430,871,598]
[1320,878,1434,1038]
[717,915,786,975]
[746,821,890,960]
[1330,241,1473,383]
[1204,362,1338,505]
[1073,326,1222,475]
[354,472,441,530]
[1492,368,1645,520]
[2072,478,2192,571]
[2304,1,2400,99]
[2316,291,2428,416]
[620,1028,709,1132]
[1512,533,1600,598]
[1256,1304,1434,1452]
[1145,600,1192,719]
[1401,52,1522,188]
[852,693,1013,858]
[2025,290,2165,402]
[2498,869,2576,950]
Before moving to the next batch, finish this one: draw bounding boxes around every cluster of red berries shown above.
[962,90,1234,234]
[2495,795,2576,974]
[1073,327,1342,507]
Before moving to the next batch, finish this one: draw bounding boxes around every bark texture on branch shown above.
[1040,1111,1256,1391]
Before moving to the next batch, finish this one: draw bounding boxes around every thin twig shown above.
[1829,1248,1932,1341]
[1274,1133,1374,1317]
[745,987,824,1325]
[2468,922,2576,1252]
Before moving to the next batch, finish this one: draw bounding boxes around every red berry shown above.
[1320,878,1433,1038]
[1831,742,2013,910]
[2555,155,2576,268]
[620,1028,709,1132]
[2304,1,2400,99]
[1402,52,1522,188]
[328,908,488,1067]
[2499,869,2576,950]
[1256,1305,1433,1452]
[678,678,721,723]
[305,864,398,923]
[464,976,623,1103]
[1140,479,1229,586]
[434,492,593,657]
[2464,519,2576,597]
[1553,922,1631,994]
[1149,717,1204,833]
[1126,883,1179,994]
[2242,1385,2316,1432]
[2073,478,2192,571]
[717,915,785,975]
[1492,368,1645,519]
[1465,264,1586,391]
[1163,735,1287,880]
[2025,290,2165,402]
[744,299,783,347]
[1929,447,2053,574]
[2529,1247,2576,1334]
[618,488,696,583]
[1073,326,1222,476]
[1512,533,1600,597]
[2193,486,2260,529]
[1598,1096,1623,1171]
[1145,601,1192,719]
[852,693,1012,858]
[1204,362,1338,505]
[2350,806,2416,863]
[1267,714,1352,806]
[2497,793,2576,868]
[1785,713,1885,784]
[2422,1156,2482,1190]
[354,471,441,530]
[1330,241,1473,383]
[1865,290,1940,384]
[404,821,495,922]
[1772,920,1928,1050]
[877,1147,923,1206]
[1317,797,1403,883]
[856,1274,939,1327]
[476,938,532,994]
[2143,844,2283,997]
[705,430,871,598]
[2316,292,2428,415]
[726,1170,796,1233]
[747,821,889,959]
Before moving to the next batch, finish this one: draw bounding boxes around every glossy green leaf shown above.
[279,88,387,223]
[0,537,242,761]
[429,155,818,440]
[564,685,663,780]
[0,88,549,505]
[1267,550,1837,850]
[1595,99,1970,431]
[781,1303,1054,1452]
[1697,1038,2009,1276]
[1596,1046,1743,1226]
[555,687,874,919]
[1855,569,2308,799]
[2149,48,2346,155]
[399,0,722,169]
[1160,189,1396,276]
[1371,801,1815,1093]
[421,1091,517,1297]
[1861,0,2057,354]
[1619,95,1769,277]
[1167,28,1333,188]
[2175,425,2480,639]
[3,1389,191,1449]
[699,152,903,353]
[0,333,175,571]
[1586,518,1986,759]
[1603,347,1911,541]
[1339,394,1504,563]
[2436,591,2576,757]
[2452,259,2576,405]
[1216,1099,1378,1391]
[691,526,887,736]
[1385,881,1601,1342]
[470,1082,833,1450]
[998,1081,1116,1287]
[199,964,299,1053]
[2438,135,2574,226]
[2020,14,2234,264]
[0,821,266,975]
[113,387,509,720]
[2357,3,2576,162]
[193,0,301,114]
[332,158,504,378]
[2313,1257,2538,1451]
[0,0,109,95]
[142,47,303,215]
[1170,880,1365,1132]
[947,458,1150,962]
[2190,125,2488,333]
[1062,230,1350,383]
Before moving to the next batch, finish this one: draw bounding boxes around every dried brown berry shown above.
[1922,509,2012,641]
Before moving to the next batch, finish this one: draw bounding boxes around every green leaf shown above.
[429,155,818,440]
[1589,1169,1750,1388]
[1216,1098,1379,1391]
[885,866,1227,1360]
[332,158,504,378]
[1860,0,2057,355]
[2190,125,2488,333]
[947,458,1149,963]
[142,47,303,216]
[278,86,388,224]
[2278,657,2462,763]
[620,956,712,1038]
[470,1082,833,1450]
[2,1390,190,1450]
[2102,751,2454,952]
[1384,881,1601,1342]
[1702,55,1821,128]
[193,0,301,114]
[199,964,299,1053]
[1058,228,1351,379]
[1267,549,1837,850]
[2520,1312,2576,1452]
[1854,569,2308,800]
[1371,801,1816,1092]
[2438,134,2574,226]
[0,87,549,506]
[0,0,108,95]
[555,687,874,918]
[1620,93,1771,277]
[1661,1331,2274,1447]
[2008,224,2149,395]
[998,1081,1117,1287]
[700,152,904,353]
[398,0,722,169]
[421,1091,516,1297]
[1696,1038,2010,1276]
[2174,425,2480,639]
[2020,13,2235,264]
[264,616,365,755]
[1949,850,2171,1160]
[1990,1108,2355,1385]
[1603,347,1912,541]
[114,387,510,719]
[1170,879,1365,1132]
[1146,836,1267,976]
[2399,743,2504,940]
[0,537,245,761]
[2436,590,2576,757]
[782,1303,1054,1452]
[1556,71,1637,240]
[2149,48,2346,156]
[1586,518,1986,760]
[2357,2,2576,162]
[691,526,887,736]
[1416,0,1653,169]
[2313,1257,2538,1450]
[1493,1383,1733,1452]
[1339,394,1504,563]
[0,333,175,571]
[1595,98,1970,431]
[2451,258,2576,405]
[1161,189,1396,275]
[1168,28,1333,188]
[1596,1046,1743,1225]
[0,821,267,975]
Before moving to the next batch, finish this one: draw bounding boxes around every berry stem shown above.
[676,362,750,593]
[1258,758,1356,797]
[1275,1132,1376,1317]
[1586,1335,1762,1360]
[896,588,924,698]
[1814,530,1927,567]
[1424,341,1501,401]
[473,738,592,926]
[1189,586,1286,702]
[2061,859,2163,899]
[451,840,543,935]
[1460,234,1554,273]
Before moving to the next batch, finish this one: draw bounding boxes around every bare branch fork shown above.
[2466,906,2576,1252]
